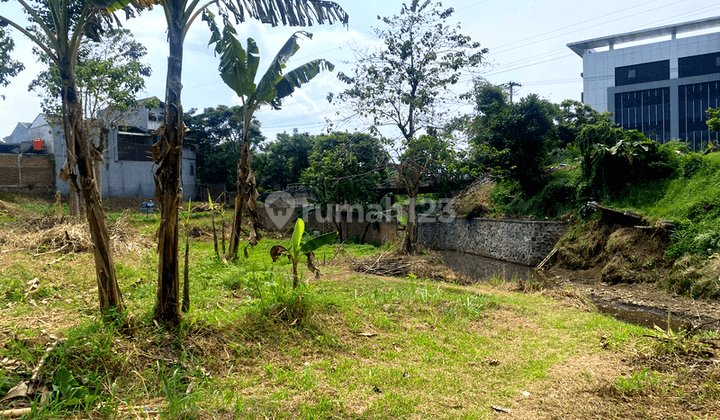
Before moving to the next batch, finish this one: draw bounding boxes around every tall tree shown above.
[29,27,153,200]
[467,80,558,196]
[254,130,316,190]
[333,0,487,253]
[152,0,347,325]
[0,0,148,319]
[556,99,607,150]
[301,131,387,241]
[185,105,264,190]
[206,11,337,261]
[396,133,453,252]
[0,27,25,100]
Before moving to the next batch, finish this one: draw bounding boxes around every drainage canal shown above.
[439,250,685,330]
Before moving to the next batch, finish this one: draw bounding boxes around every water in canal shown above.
[439,250,685,330]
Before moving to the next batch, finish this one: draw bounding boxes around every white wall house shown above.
[50,97,197,199]
[2,114,55,154]
[568,16,720,151]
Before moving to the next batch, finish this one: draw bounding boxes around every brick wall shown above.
[0,154,55,189]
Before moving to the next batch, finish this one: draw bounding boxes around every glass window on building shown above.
[679,81,720,152]
[614,87,670,143]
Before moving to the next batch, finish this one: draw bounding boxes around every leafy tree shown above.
[185,106,264,189]
[706,107,720,133]
[577,124,676,200]
[333,0,487,253]
[556,99,608,149]
[206,12,337,261]
[0,27,25,99]
[395,133,454,252]
[150,0,346,326]
[576,118,624,183]
[254,131,316,190]
[28,27,152,201]
[465,79,509,118]
[301,131,388,241]
[29,28,150,122]
[469,80,557,196]
[0,0,150,320]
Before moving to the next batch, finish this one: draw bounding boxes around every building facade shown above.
[52,98,196,199]
[568,17,720,151]
[2,114,55,154]
[0,97,195,199]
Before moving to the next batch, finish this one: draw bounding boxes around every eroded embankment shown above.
[553,208,720,329]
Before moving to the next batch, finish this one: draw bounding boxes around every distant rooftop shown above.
[567,16,720,56]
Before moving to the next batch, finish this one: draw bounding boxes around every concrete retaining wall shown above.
[418,217,569,266]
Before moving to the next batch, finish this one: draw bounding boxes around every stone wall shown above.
[417,217,569,266]
[0,154,55,191]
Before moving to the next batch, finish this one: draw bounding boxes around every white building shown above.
[568,16,720,151]
[3,114,55,153]
[53,97,196,199]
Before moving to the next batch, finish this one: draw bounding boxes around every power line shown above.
[490,0,667,54]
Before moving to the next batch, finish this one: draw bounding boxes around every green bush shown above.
[245,270,315,325]
[489,169,581,219]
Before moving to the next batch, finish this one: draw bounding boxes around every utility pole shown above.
[504,81,522,104]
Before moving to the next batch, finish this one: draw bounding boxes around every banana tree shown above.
[270,218,338,289]
[152,0,347,326]
[205,11,337,261]
[0,0,152,319]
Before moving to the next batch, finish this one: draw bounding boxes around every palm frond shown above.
[231,0,348,27]
[255,31,310,106]
[273,58,334,108]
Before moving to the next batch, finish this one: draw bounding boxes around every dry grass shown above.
[0,211,153,256]
[0,200,20,217]
[452,177,495,218]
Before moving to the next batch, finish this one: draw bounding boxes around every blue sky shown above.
[2,0,720,141]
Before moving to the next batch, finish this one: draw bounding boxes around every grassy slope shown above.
[611,153,720,257]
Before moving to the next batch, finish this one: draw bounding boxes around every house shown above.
[568,16,720,151]
[0,97,196,198]
[52,97,196,199]
[2,114,55,154]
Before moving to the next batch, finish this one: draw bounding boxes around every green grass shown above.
[1,202,718,419]
[607,152,720,258]
[0,230,656,419]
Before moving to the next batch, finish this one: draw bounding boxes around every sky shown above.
[2,0,720,142]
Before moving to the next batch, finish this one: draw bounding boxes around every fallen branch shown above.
[0,407,32,418]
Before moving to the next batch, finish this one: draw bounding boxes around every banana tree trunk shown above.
[94,159,102,201]
[59,58,124,317]
[153,8,184,327]
[227,156,244,261]
[227,140,260,260]
[68,188,81,216]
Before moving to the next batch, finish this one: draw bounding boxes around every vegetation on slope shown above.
[472,138,720,300]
